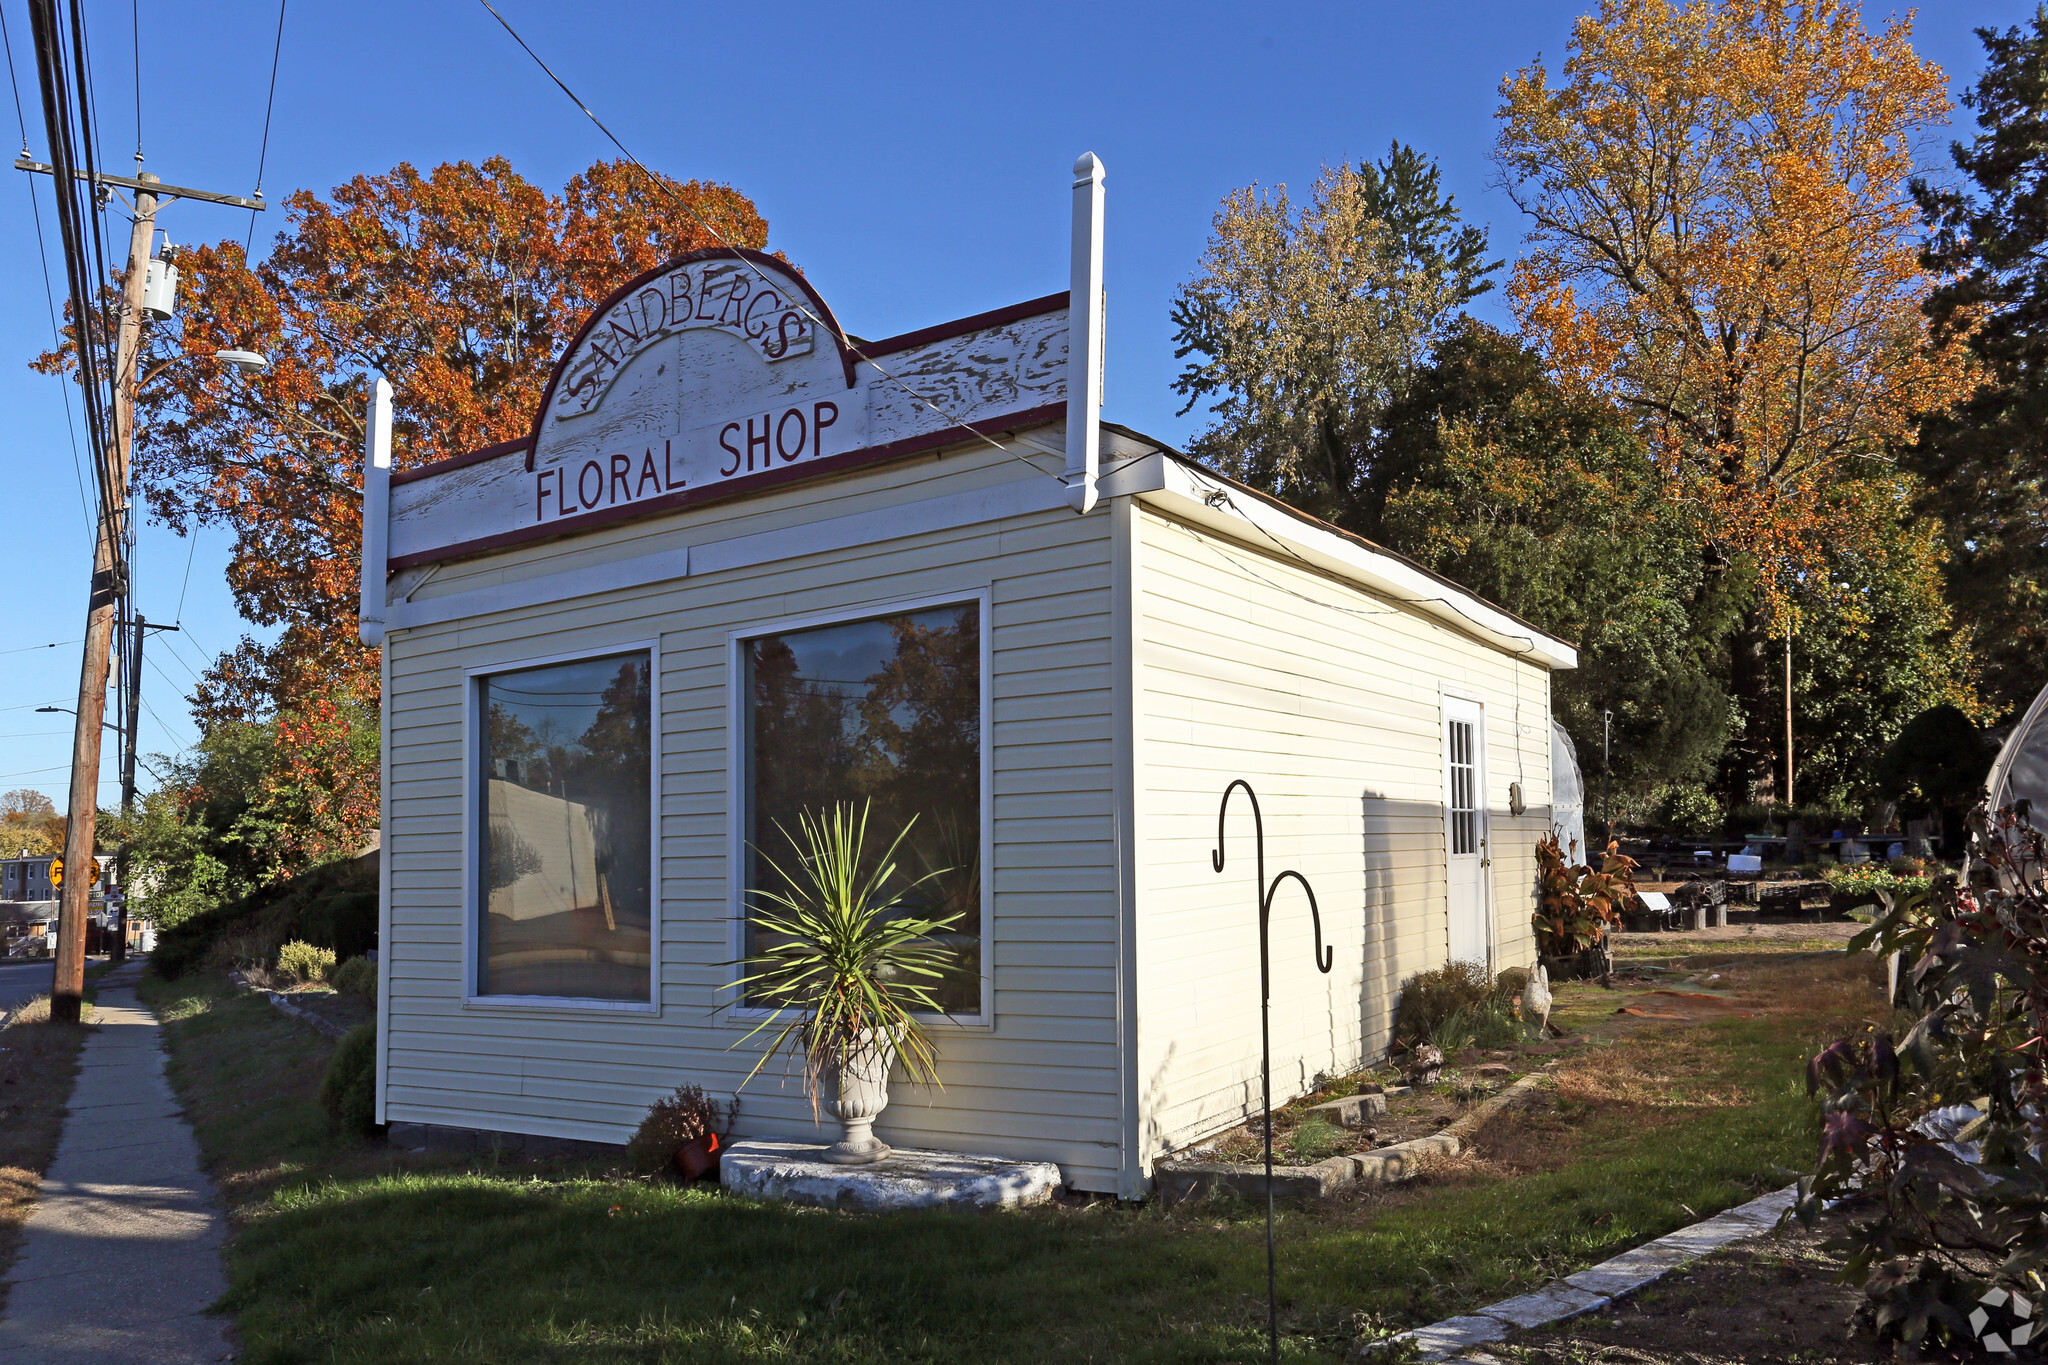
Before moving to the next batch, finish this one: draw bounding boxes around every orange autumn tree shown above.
[1495,0,1978,797]
[39,155,767,885]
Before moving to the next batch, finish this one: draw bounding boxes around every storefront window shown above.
[742,603,982,1013]
[476,651,652,1002]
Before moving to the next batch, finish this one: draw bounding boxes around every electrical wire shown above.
[138,689,193,748]
[475,0,1069,494]
[142,652,194,703]
[172,520,199,622]
[245,0,285,255]
[0,639,80,656]
[3,3,94,533]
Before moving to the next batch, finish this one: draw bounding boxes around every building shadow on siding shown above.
[1360,790,1403,1063]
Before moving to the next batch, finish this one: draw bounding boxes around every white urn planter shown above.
[821,1038,894,1165]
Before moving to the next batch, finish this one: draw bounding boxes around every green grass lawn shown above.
[141,948,1877,1365]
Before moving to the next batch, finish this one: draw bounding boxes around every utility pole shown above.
[45,172,151,1021]
[23,2,261,1019]
[1783,630,1795,810]
[109,614,176,964]
[1601,707,1613,848]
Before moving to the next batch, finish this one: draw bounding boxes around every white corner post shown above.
[358,376,393,646]
[1065,151,1106,515]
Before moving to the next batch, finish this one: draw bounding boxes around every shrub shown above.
[1655,784,1722,836]
[151,851,378,980]
[1393,960,1493,1048]
[331,956,377,1000]
[626,1084,737,1173]
[1819,862,1932,899]
[276,940,336,985]
[1798,805,2048,1348]
[1533,834,1636,956]
[1288,1117,1344,1163]
[320,1024,379,1137]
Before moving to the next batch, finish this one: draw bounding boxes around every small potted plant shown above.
[727,801,961,1165]
[627,1084,737,1180]
[1532,834,1635,979]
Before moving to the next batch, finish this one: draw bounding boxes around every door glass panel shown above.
[1448,719,1478,856]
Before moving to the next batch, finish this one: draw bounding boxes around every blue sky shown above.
[0,0,2026,812]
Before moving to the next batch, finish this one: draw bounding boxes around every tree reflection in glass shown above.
[478,652,652,1001]
[744,604,981,1012]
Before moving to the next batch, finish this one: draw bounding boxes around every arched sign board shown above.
[386,249,1071,569]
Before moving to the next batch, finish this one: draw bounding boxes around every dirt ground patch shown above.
[1615,921,1864,955]
[1491,1200,1923,1364]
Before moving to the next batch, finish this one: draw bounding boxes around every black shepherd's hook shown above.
[1213,779,1335,1365]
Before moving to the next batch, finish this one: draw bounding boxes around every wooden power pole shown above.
[1784,631,1795,810]
[21,4,263,1017]
[47,177,154,1021]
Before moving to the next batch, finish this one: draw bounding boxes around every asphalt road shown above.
[0,958,61,1014]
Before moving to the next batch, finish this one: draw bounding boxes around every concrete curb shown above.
[226,971,350,1040]
[1371,1184,1799,1361]
[1157,1069,1555,1204]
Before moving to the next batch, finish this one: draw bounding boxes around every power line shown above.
[0,639,81,657]
[245,0,285,254]
[138,692,192,749]
[172,519,199,621]
[0,765,72,781]
[2,3,95,534]
[474,0,1068,495]
[142,651,193,701]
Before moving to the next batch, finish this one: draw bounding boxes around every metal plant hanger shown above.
[1212,779,1335,1365]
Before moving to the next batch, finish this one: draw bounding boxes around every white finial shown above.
[358,376,393,647]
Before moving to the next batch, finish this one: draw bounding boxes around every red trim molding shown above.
[390,436,532,488]
[389,402,1067,572]
[859,291,1068,360]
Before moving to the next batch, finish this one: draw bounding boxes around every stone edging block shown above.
[1157,1069,1553,1205]
[1383,1184,1799,1361]
[721,1137,1062,1211]
[226,971,351,1040]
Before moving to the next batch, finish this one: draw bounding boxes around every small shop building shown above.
[363,156,1576,1197]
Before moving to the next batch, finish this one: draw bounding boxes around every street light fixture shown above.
[215,349,268,375]
[37,706,121,735]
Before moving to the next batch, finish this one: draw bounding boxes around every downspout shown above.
[1065,152,1106,514]
[358,376,392,647]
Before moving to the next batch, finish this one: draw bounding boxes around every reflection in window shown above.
[478,652,652,1001]
[744,604,981,1012]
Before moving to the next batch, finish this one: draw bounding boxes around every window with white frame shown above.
[740,601,982,1013]
[475,650,653,1002]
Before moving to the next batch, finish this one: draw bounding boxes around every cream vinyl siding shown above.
[382,440,1128,1191]
[1130,505,1554,1164]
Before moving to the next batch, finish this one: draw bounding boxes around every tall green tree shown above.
[1380,320,1735,805]
[1169,143,1495,535]
[1914,11,2048,717]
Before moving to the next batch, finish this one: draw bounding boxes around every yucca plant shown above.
[728,801,962,1111]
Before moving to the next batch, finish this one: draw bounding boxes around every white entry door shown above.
[1443,698,1490,968]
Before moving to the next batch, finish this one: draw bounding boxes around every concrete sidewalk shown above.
[0,963,235,1363]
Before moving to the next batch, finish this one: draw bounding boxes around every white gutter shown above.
[1140,456,1579,670]
[358,376,393,646]
[1065,152,1106,514]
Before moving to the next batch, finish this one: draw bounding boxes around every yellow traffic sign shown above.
[49,857,100,888]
